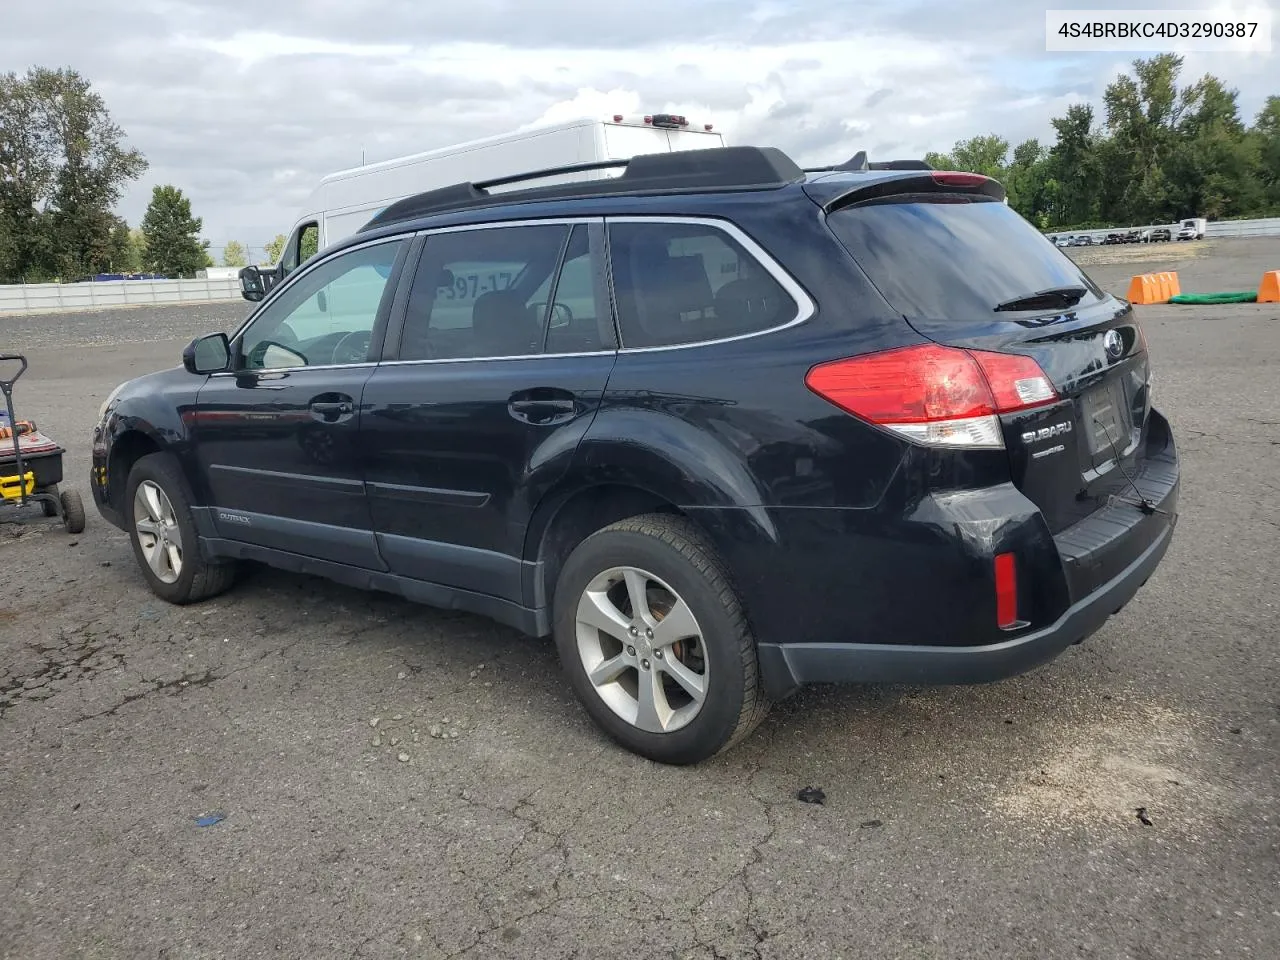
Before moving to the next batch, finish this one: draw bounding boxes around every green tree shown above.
[0,67,146,282]
[222,240,247,268]
[1254,96,1280,213]
[926,134,1010,180]
[141,185,210,277]
[1046,103,1101,227]
[263,233,286,264]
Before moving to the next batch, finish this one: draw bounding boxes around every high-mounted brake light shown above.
[932,171,990,188]
[804,344,1058,449]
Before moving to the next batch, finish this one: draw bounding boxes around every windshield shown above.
[827,196,1106,319]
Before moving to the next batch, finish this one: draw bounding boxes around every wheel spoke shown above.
[578,587,633,644]
[165,543,183,576]
[135,518,162,538]
[622,569,651,624]
[634,666,670,733]
[146,541,169,577]
[141,483,165,523]
[658,654,706,703]
[651,597,699,650]
[587,651,631,687]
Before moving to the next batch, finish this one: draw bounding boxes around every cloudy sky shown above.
[4,0,1275,261]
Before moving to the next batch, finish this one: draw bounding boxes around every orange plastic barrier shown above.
[1258,271,1280,303]
[1126,271,1181,305]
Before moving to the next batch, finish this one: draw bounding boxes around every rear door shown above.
[359,218,616,603]
[826,193,1155,533]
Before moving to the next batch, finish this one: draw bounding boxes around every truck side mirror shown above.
[239,265,265,302]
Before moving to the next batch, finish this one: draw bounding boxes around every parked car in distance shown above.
[1148,227,1172,242]
[1073,235,1094,246]
[90,146,1179,765]
[1054,235,1072,248]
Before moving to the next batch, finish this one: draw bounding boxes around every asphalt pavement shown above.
[1,238,1278,960]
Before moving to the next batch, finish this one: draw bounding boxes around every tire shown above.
[39,484,59,517]
[59,489,85,533]
[125,452,237,604]
[552,514,770,765]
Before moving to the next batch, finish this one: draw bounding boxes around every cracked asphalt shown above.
[2,238,1278,960]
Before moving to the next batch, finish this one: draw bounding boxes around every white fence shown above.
[1053,216,1280,243]
[0,277,241,315]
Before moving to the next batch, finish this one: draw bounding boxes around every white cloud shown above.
[2,0,1275,261]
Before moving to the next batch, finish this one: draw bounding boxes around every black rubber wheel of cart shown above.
[60,489,86,534]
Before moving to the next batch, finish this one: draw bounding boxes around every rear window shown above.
[827,197,1105,319]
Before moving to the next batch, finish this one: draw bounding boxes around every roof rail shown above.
[360,146,805,232]
[804,152,934,174]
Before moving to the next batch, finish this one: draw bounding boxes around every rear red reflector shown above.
[932,171,990,188]
[613,114,623,122]
[995,553,1018,628]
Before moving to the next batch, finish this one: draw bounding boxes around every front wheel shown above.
[125,453,237,604]
[553,514,770,765]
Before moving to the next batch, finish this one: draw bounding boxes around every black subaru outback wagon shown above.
[91,146,1179,764]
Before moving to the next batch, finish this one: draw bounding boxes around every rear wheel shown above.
[553,514,769,765]
[125,453,237,604]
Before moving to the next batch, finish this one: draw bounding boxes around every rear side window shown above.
[608,221,798,348]
[827,197,1105,319]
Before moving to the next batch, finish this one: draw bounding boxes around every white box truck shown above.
[248,113,724,299]
[1176,218,1207,240]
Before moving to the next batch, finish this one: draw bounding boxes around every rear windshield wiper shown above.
[993,285,1087,313]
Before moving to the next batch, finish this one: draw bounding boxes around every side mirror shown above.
[183,333,231,375]
[239,265,265,302]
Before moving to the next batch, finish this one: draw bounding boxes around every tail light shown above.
[804,343,1058,449]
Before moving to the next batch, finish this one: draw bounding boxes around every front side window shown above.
[608,221,798,348]
[238,239,404,370]
[399,223,605,361]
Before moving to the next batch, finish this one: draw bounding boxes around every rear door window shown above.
[826,197,1106,319]
[608,220,798,348]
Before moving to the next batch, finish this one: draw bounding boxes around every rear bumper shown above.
[737,413,1180,700]
[757,510,1174,695]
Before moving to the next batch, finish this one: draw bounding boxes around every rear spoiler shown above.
[803,169,1007,213]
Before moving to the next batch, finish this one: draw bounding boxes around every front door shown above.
[192,236,409,569]
[361,220,616,602]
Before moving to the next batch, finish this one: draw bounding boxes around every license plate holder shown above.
[1081,380,1131,458]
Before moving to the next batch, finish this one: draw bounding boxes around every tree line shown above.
[926,54,1280,231]
[0,67,219,283]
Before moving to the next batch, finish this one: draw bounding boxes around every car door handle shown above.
[508,391,578,425]
[310,399,354,422]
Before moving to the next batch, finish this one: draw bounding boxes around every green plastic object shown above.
[1168,292,1258,304]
